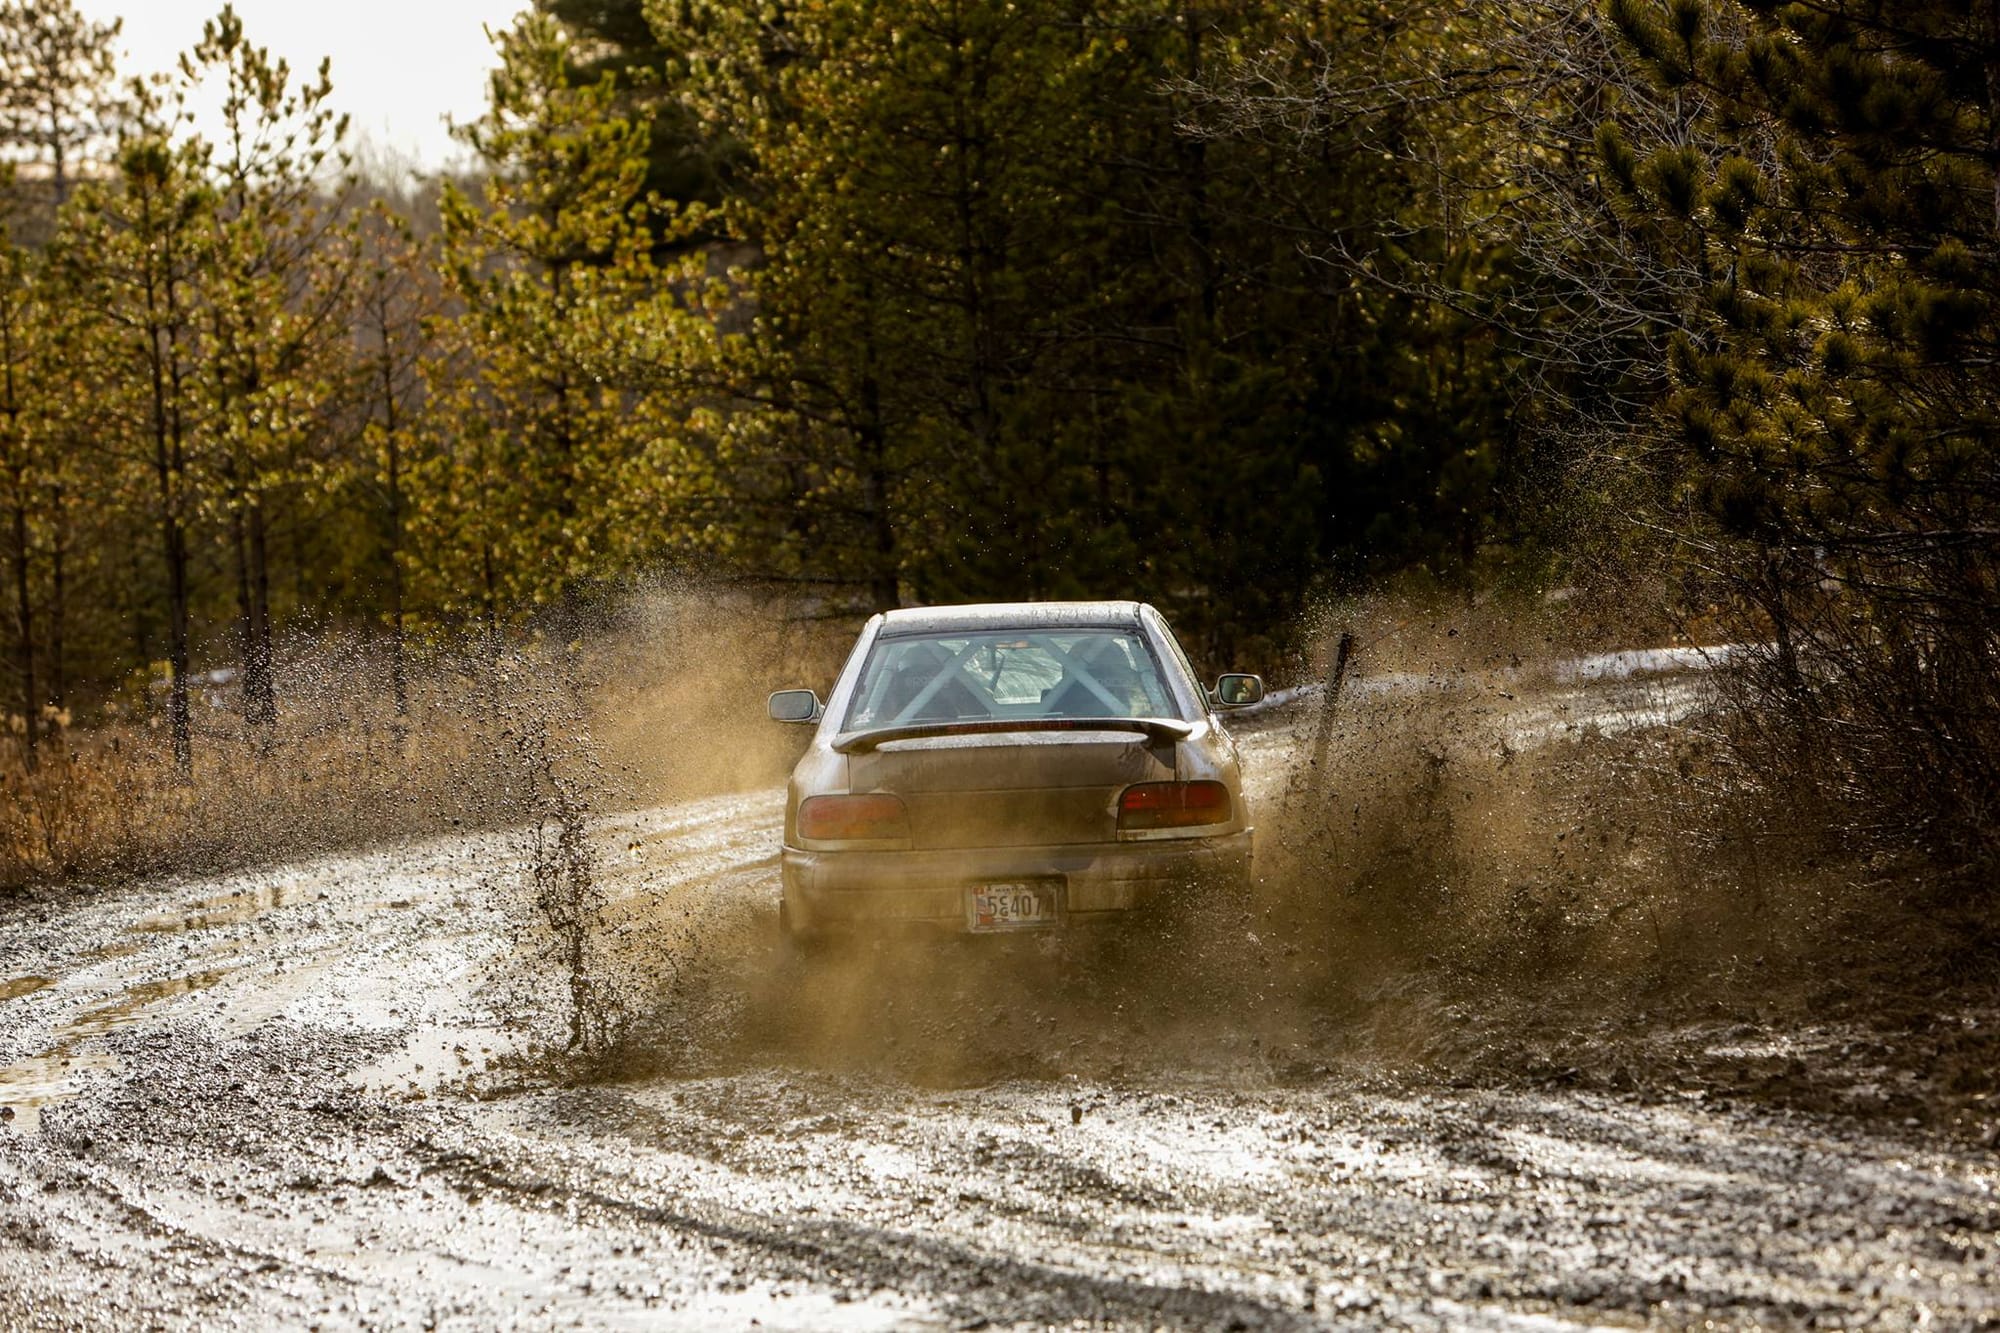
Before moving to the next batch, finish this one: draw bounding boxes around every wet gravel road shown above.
[3,679,1998,1330]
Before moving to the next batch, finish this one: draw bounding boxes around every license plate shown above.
[965,882,1058,933]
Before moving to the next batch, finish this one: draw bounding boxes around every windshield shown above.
[844,629,1182,730]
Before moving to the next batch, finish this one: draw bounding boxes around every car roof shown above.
[877,600,1149,636]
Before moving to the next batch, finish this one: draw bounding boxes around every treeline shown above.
[0,3,719,771]
[602,0,2000,867]
[0,0,1530,774]
[1,0,1995,873]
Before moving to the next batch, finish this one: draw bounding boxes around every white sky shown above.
[75,1,532,169]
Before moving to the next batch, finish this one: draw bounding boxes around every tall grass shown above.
[2,650,518,891]
[0,587,847,896]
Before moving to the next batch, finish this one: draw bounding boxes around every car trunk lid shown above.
[846,729,1175,849]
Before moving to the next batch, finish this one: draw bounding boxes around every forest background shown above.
[0,0,1993,892]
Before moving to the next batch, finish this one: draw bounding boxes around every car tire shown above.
[778,897,826,957]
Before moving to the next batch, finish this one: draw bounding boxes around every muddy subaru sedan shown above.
[767,601,1263,938]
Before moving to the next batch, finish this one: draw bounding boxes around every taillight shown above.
[1117,780,1232,831]
[798,793,909,841]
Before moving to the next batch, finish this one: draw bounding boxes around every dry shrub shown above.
[0,643,529,891]
[0,583,837,895]
[1716,606,2000,875]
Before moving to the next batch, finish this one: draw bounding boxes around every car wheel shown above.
[778,897,825,957]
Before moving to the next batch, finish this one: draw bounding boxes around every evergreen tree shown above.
[0,230,48,760]
[654,0,1129,611]
[419,11,701,631]
[0,0,121,232]
[353,202,437,716]
[57,75,217,770]
[534,0,733,209]
[183,5,355,729]
[1600,0,2000,858]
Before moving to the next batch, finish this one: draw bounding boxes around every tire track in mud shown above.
[0,789,785,1126]
[372,1067,2000,1329]
[5,668,2000,1329]
[420,1129,1320,1331]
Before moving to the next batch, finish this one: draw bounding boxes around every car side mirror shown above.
[768,689,823,724]
[1213,673,1265,708]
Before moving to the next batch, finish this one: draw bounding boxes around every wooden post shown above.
[1304,631,1355,803]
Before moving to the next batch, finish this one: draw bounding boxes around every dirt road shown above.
[3,672,1997,1330]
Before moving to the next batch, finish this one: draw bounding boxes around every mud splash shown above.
[572,607,1946,1120]
[125,882,307,934]
[479,669,627,1063]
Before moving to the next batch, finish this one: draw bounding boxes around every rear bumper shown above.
[781,831,1253,933]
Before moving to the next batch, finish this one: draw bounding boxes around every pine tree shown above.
[653,0,1169,611]
[0,230,48,761]
[0,0,121,233]
[0,3,124,719]
[353,203,436,717]
[418,11,695,632]
[1600,0,2000,858]
[534,0,732,209]
[182,5,355,729]
[57,76,217,772]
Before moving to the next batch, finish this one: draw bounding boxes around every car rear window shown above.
[845,629,1181,729]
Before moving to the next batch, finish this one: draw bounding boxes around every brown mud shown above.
[1,648,1997,1329]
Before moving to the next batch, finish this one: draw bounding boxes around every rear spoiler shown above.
[832,717,1194,755]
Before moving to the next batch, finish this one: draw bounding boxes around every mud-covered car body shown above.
[768,601,1260,936]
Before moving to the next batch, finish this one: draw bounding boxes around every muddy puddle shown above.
[0,1049,119,1135]
[3,664,1998,1330]
[0,975,52,1003]
[347,1023,536,1099]
[127,883,306,934]
[0,850,482,1133]
[0,965,240,1129]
